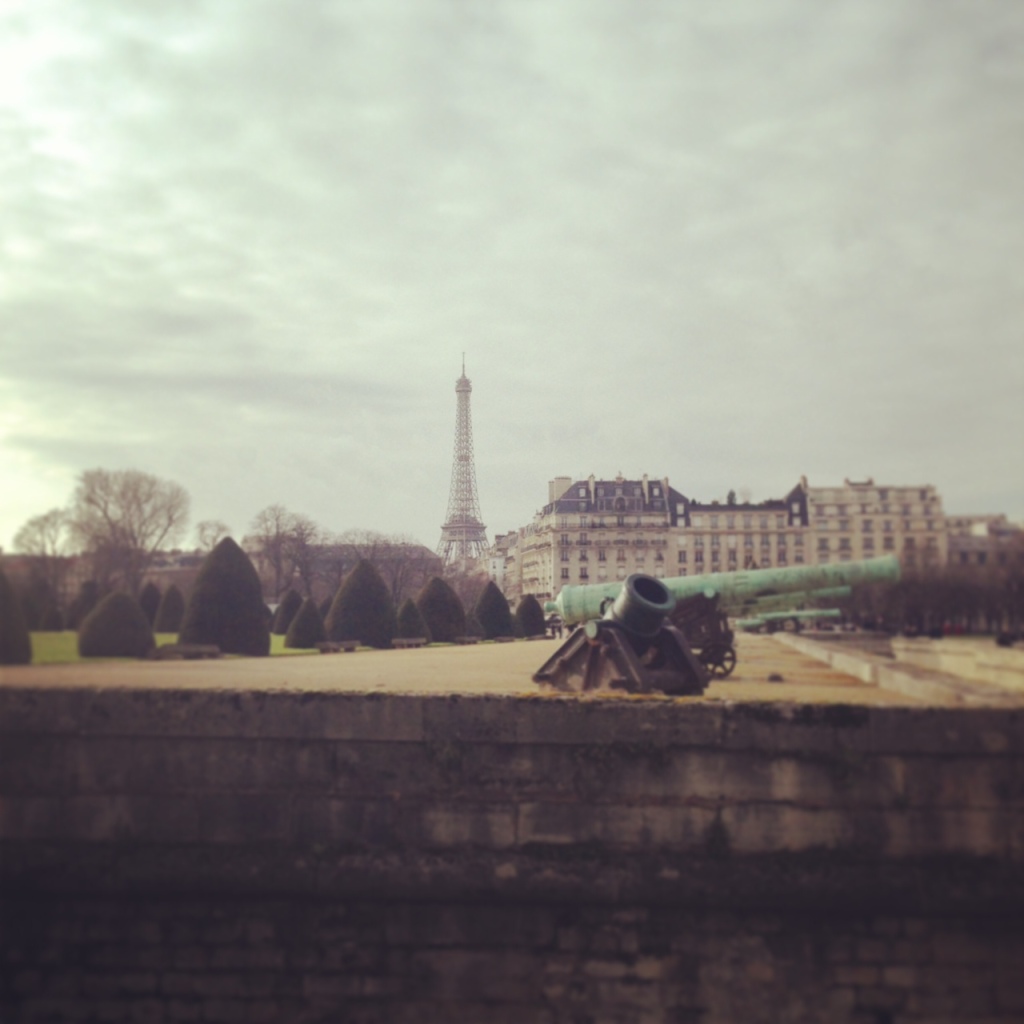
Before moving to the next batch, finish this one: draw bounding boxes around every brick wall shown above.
[1,687,1023,1022]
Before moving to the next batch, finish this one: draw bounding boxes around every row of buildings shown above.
[488,475,1024,602]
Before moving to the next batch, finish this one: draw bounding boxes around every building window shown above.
[617,550,626,562]
[883,536,894,551]
[864,537,875,552]
[694,550,704,564]
[839,538,851,551]
[710,516,719,529]
[692,515,703,528]
[678,551,687,563]
[883,521,892,532]
[839,519,850,532]
[863,520,873,532]
[711,550,720,563]
[761,535,771,549]
[561,568,570,580]
[711,535,720,548]
[726,515,735,529]
[694,536,704,548]
[578,488,586,498]
[818,538,830,552]
[617,516,625,527]
[579,568,588,580]
[744,535,754,549]
[561,551,570,562]
[598,549,607,561]
[760,517,769,530]
[728,550,737,564]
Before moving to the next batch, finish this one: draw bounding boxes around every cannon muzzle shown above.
[533,573,708,696]
[605,574,677,637]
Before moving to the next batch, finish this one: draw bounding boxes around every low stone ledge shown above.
[1,687,1023,754]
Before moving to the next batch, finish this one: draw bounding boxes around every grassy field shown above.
[26,632,318,665]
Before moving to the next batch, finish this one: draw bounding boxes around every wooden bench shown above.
[153,644,221,660]
[392,637,428,649]
[315,640,359,654]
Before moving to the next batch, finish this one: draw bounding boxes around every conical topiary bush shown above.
[0,569,32,665]
[324,559,395,649]
[475,580,514,639]
[272,588,302,635]
[154,584,186,633]
[515,594,547,638]
[67,580,99,630]
[396,597,431,643]
[78,592,156,659]
[415,577,465,644]
[139,581,162,626]
[284,597,327,649]
[179,537,270,656]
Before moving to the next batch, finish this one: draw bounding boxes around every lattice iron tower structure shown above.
[437,359,488,569]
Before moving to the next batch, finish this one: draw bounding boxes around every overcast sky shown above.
[2,0,1022,555]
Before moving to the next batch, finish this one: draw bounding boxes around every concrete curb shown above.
[772,634,1024,708]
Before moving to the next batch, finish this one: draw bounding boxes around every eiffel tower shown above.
[437,358,488,570]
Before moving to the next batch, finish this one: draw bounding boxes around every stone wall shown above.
[2,685,1023,1022]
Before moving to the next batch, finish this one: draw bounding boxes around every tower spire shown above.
[438,360,488,571]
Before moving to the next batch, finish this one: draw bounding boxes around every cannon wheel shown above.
[700,644,737,679]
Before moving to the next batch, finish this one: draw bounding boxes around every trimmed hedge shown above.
[139,581,161,625]
[516,594,548,637]
[179,537,270,656]
[67,580,100,630]
[475,580,514,639]
[0,569,32,665]
[324,559,395,649]
[78,592,155,659]
[396,597,431,643]
[284,597,327,649]
[272,588,302,635]
[154,584,186,633]
[416,577,465,644]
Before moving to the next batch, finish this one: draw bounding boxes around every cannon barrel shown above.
[743,586,852,616]
[737,608,843,630]
[545,555,900,626]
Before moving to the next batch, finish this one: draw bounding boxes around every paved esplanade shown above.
[0,634,997,706]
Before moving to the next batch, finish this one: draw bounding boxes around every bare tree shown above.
[246,506,330,600]
[284,514,325,597]
[67,469,190,596]
[12,508,72,606]
[195,519,231,552]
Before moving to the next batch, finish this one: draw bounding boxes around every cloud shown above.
[1,0,1023,553]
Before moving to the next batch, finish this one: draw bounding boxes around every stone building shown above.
[803,477,947,570]
[499,474,808,602]
[946,513,1024,570]
[496,474,959,601]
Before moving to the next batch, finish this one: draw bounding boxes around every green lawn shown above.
[27,631,318,665]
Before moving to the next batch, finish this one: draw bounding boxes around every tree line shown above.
[4,468,449,627]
